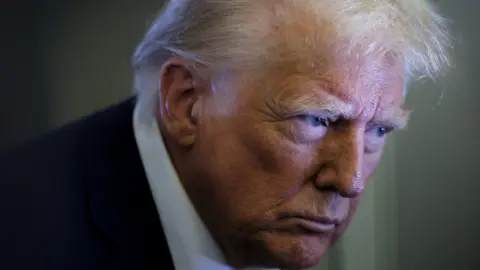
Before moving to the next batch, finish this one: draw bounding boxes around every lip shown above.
[295,218,336,233]
[277,215,339,234]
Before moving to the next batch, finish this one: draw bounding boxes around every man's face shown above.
[171,50,407,268]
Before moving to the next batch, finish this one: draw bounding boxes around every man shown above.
[0,0,451,269]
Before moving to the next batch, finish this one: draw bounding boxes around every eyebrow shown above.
[273,92,410,129]
[274,92,353,115]
[373,107,411,129]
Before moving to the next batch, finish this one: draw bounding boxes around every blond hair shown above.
[132,0,452,112]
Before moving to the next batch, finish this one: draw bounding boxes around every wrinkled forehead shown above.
[259,44,405,97]
[239,44,408,127]
[215,3,408,118]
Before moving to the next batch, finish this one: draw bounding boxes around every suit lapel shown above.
[82,98,174,269]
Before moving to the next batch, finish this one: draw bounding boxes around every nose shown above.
[314,128,364,198]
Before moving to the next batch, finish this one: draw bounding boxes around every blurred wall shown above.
[396,1,480,269]
[42,0,161,127]
[0,2,50,149]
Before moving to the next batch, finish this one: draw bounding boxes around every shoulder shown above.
[0,97,137,185]
[0,97,140,269]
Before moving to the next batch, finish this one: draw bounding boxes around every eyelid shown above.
[279,105,340,118]
[290,116,330,143]
[307,109,342,119]
[296,110,341,123]
[367,121,395,132]
[365,126,393,140]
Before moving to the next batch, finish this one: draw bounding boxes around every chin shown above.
[245,231,332,269]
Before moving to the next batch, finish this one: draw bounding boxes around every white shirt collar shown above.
[133,101,233,270]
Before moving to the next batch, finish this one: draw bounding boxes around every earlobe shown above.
[157,57,203,147]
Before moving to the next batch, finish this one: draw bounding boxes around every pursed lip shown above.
[277,214,339,234]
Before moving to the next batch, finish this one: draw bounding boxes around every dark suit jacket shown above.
[0,98,175,270]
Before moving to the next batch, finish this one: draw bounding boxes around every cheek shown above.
[240,126,315,192]
[206,124,314,216]
[242,128,309,174]
[194,125,292,208]
[363,151,383,182]
[241,130,284,174]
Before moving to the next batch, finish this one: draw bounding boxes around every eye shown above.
[372,126,392,138]
[298,115,330,127]
[363,125,394,153]
[289,115,331,143]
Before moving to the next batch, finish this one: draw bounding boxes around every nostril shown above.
[313,164,364,198]
[339,187,362,198]
[351,172,364,192]
[312,165,337,190]
[339,175,364,198]
[320,168,337,182]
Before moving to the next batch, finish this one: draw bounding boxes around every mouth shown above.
[275,214,339,234]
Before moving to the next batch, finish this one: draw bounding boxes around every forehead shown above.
[246,50,408,126]
[243,4,407,121]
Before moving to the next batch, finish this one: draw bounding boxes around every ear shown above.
[157,57,205,147]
